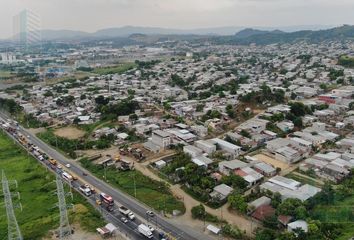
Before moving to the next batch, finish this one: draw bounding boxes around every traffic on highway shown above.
[0,115,206,240]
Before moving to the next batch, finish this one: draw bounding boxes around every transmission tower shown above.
[55,175,72,239]
[1,171,22,240]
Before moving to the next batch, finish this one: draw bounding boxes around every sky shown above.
[1,0,354,38]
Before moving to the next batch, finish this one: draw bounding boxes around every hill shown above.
[215,25,354,45]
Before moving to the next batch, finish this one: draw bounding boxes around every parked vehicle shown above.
[138,224,153,239]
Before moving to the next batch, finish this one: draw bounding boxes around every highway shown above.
[0,112,213,240]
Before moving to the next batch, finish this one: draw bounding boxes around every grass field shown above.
[92,62,136,75]
[0,131,104,239]
[0,70,12,79]
[80,158,185,215]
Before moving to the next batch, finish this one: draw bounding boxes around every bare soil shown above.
[54,126,86,139]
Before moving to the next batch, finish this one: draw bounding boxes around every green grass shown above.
[80,158,185,215]
[92,62,136,75]
[285,172,323,187]
[0,70,13,79]
[0,131,105,239]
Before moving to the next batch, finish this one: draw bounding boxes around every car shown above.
[65,163,71,168]
[146,210,155,217]
[148,225,155,232]
[128,212,135,220]
[57,164,63,169]
[120,217,128,223]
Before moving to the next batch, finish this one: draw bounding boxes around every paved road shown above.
[0,112,212,240]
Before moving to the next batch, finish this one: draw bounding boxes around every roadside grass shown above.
[92,62,136,75]
[80,158,185,215]
[0,131,104,239]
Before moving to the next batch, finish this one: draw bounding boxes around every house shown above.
[151,130,171,149]
[219,160,248,176]
[287,220,308,234]
[209,184,233,201]
[183,145,203,158]
[192,155,213,167]
[194,140,216,154]
[234,167,263,187]
[253,162,277,176]
[210,138,242,157]
[260,176,321,202]
[276,121,294,132]
[238,118,269,133]
[251,205,276,221]
[248,196,271,212]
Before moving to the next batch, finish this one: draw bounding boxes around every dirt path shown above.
[126,156,257,236]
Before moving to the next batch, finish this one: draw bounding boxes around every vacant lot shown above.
[0,131,104,239]
[253,153,290,170]
[80,158,185,215]
[54,126,86,139]
[92,62,136,75]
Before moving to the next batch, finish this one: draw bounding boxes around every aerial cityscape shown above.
[1,1,354,240]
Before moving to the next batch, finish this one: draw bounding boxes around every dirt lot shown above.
[45,224,129,240]
[54,126,86,139]
[253,153,290,170]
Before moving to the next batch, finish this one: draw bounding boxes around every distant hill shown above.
[35,25,335,41]
[215,25,354,45]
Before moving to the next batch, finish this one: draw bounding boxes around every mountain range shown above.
[38,25,333,41]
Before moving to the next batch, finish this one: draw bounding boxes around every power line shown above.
[55,175,72,240]
[1,170,22,240]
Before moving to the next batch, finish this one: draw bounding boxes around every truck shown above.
[79,185,92,196]
[99,193,114,211]
[118,206,135,220]
[138,224,153,239]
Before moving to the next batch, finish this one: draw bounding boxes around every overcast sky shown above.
[1,0,354,38]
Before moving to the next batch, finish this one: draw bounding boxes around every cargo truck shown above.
[138,224,153,239]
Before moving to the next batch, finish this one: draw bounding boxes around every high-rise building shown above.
[13,9,41,46]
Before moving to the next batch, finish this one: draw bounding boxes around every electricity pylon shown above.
[1,170,22,240]
[55,175,72,239]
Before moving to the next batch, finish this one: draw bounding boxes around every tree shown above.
[271,192,282,208]
[191,204,206,219]
[276,198,303,216]
[255,229,276,240]
[226,104,235,118]
[228,193,247,213]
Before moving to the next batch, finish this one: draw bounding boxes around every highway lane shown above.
[0,117,148,240]
[0,112,212,240]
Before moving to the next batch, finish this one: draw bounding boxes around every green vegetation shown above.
[338,55,354,68]
[0,131,104,239]
[191,204,225,223]
[37,129,114,158]
[0,70,13,79]
[92,62,136,75]
[240,83,285,105]
[80,158,185,214]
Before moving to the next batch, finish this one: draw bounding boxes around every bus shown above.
[99,193,114,211]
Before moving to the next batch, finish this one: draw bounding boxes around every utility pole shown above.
[1,170,23,240]
[55,175,72,239]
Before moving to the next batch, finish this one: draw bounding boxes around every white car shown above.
[128,212,135,220]
[65,163,71,168]
[57,164,63,169]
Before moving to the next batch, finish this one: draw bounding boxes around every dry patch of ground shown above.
[44,224,129,240]
[54,126,86,139]
[253,153,290,170]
